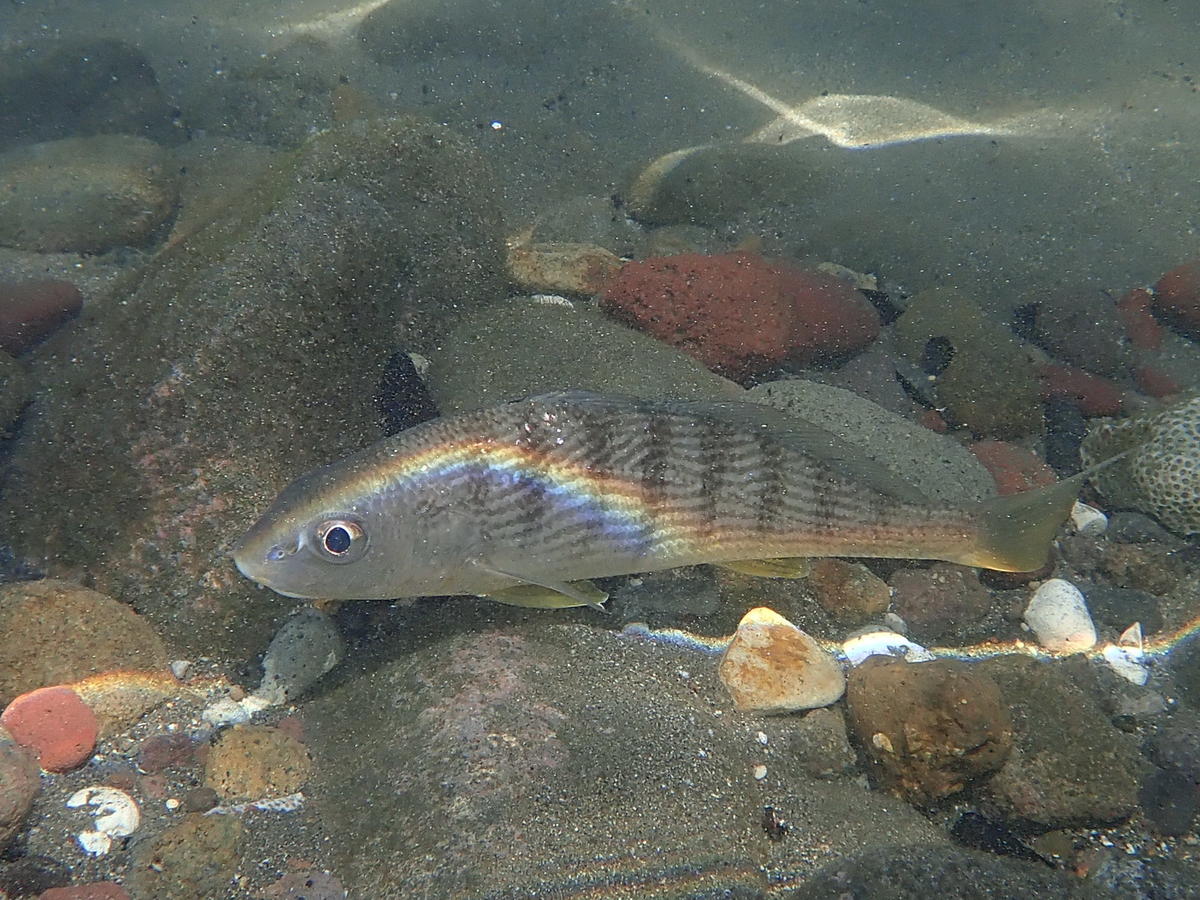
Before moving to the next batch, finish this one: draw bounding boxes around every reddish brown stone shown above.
[600,252,879,380]
[0,280,82,355]
[845,655,1013,804]
[39,883,131,900]
[1116,287,1163,351]
[808,558,891,625]
[968,440,1057,496]
[1153,259,1200,338]
[888,564,993,641]
[137,732,198,773]
[1,685,98,772]
[1037,363,1124,417]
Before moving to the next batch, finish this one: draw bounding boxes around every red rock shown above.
[137,732,197,773]
[1153,260,1200,337]
[1,686,98,772]
[917,408,948,433]
[39,884,131,900]
[1116,288,1163,351]
[1134,364,1182,399]
[599,252,879,380]
[968,440,1057,496]
[1037,363,1124,416]
[0,280,83,355]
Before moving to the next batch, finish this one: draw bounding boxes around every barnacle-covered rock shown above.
[1081,395,1200,535]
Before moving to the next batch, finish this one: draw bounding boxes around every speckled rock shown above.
[0,116,505,658]
[845,656,1013,804]
[0,732,39,850]
[782,707,859,779]
[746,379,994,506]
[0,350,28,431]
[0,136,177,253]
[807,559,891,625]
[257,606,345,704]
[1082,394,1200,535]
[888,564,993,642]
[893,287,1045,438]
[302,604,948,896]
[1,685,97,772]
[126,813,243,900]
[979,656,1143,830]
[719,607,846,714]
[426,298,743,415]
[204,725,312,801]
[0,580,170,706]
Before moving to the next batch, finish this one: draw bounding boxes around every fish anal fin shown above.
[717,557,811,578]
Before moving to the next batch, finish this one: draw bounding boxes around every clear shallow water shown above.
[1,2,1199,898]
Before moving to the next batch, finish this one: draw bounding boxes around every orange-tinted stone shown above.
[1038,363,1124,417]
[968,440,1057,496]
[1,685,98,772]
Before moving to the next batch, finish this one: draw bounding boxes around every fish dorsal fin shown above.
[524,390,930,505]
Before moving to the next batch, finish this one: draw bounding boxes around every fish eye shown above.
[313,518,367,564]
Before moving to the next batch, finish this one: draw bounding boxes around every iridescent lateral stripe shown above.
[384,439,669,554]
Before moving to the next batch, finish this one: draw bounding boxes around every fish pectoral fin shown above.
[486,580,609,611]
[716,557,811,578]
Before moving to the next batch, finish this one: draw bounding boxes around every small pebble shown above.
[164,798,181,811]
[753,764,767,781]
[755,731,768,746]
[1070,501,1108,535]
[1023,578,1097,653]
[169,660,192,680]
[181,786,220,813]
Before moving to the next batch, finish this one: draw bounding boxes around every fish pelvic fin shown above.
[486,580,609,610]
[716,557,811,578]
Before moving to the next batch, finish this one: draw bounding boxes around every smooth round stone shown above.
[1,685,98,772]
[0,135,177,253]
[1023,578,1097,653]
[718,607,845,714]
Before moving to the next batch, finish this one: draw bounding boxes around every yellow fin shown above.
[486,580,609,610]
[717,557,811,578]
[959,472,1087,572]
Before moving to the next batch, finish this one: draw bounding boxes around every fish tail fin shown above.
[960,450,1130,572]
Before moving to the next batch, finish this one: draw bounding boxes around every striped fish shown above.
[233,391,1085,608]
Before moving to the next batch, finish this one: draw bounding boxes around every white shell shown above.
[842,630,935,667]
[1023,579,1097,653]
[1070,501,1108,535]
[66,786,141,856]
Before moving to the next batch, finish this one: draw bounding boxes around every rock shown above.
[0,116,505,659]
[262,869,346,900]
[505,234,623,296]
[38,886,131,900]
[807,559,890,625]
[968,440,1058,495]
[1023,579,1097,654]
[888,563,993,642]
[137,733,199,774]
[894,287,1045,438]
[979,656,1142,829]
[1152,259,1200,339]
[256,606,345,704]
[0,580,170,706]
[426,298,742,415]
[1139,768,1198,837]
[1,685,98,772]
[1038,363,1125,417]
[71,671,186,739]
[204,725,312,801]
[746,379,995,505]
[303,610,948,895]
[781,707,858,779]
[0,136,178,253]
[718,607,846,714]
[1082,395,1200,536]
[845,656,1013,803]
[0,733,39,850]
[0,350,29,431]
[0,280,83,356]
[1117,287,1164,352]
[125,813,243,900]
[1024,290,1132,379]
[792,845,1090,899]
[0,39,177,154]
[531,195,642,255]
[600,252,879,380]
[180,786,219,814]
[1080,583,1163,635]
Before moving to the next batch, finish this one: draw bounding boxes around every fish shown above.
[232,390,1089,608]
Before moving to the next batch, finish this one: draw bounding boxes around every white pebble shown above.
[755,731,769,746]
[1023,579,1097,653]
[66,786,141,856]
[753,764,767,780]
[1070,501,1108,535]
[165,798,181,811]
[842,630,934,667]
[169,659,192,679]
